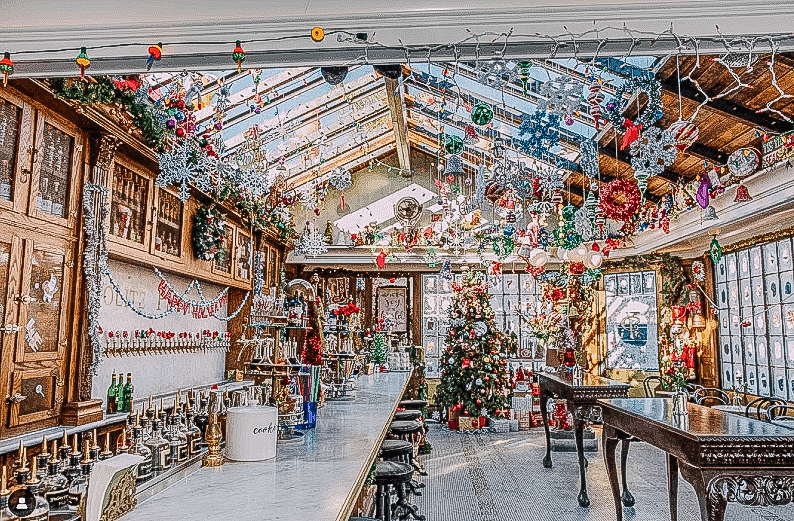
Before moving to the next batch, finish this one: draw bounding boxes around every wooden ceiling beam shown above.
[384,76,413,176]
[659,76,793,132]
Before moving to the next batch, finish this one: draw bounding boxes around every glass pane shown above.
[111,164,148,244]
[38,123,72,218]
[236,234,252,279]
[0,243,10,322]
[214,225,232,273]
[25,249,64,353]
[605,270,659,371]
[0,98,20,201]
[155,189,182,256]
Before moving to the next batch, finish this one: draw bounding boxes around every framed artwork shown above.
[377,287,408,332]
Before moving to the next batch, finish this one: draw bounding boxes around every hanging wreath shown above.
[604,76,663,131]
[599,179,642,222]
[192,205,228,261]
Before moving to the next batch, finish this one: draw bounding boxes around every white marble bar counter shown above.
[125,371,412,521]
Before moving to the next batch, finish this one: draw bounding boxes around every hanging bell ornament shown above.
[0,53,14,87]
[702,205,718,221]
[734,184,752,202]
[232,41,246,73]
[75,47,91,79]
[445,155,464,176]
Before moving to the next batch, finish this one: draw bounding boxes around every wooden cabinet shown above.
[0,230,73,436]
[152,188,184,260]
[235,229,252,282]
[110,159,151,248]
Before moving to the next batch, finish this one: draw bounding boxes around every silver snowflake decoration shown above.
[157,141,198,202]
[298,189,318,211]
[574,206,594,242]
[629,126,678,179]
[579,139,600,179]
[214,83,232,113]
[226,166,272,199]
[295,226,328,258]
[536,76,583,117]
[476,60,520,89]
[535,166,565,199]
[328,167,352,191]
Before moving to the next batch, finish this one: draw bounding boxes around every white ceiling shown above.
[4,1,794,75]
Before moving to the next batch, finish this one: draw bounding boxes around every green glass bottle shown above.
[116,374,125,412]
[122,373,134,413]
[106,373,117,414]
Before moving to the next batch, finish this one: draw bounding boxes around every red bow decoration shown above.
[621,118,643,150]
[490,261,502,275]
[113,76,142,92]
[376,250,387,269]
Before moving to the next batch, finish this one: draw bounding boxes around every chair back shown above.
[767,404,794,425]
[692,387,729,406]
[642,375,662,397]
[744,397,785,421]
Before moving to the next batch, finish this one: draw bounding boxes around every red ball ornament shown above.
[476,399,482,405]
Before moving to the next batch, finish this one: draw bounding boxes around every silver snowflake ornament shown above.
[536,76,583,117]
[629,126,678,179]
[579,139,600,179]
[574,205,594,242]
[534,165,565,199]
[476,60,520,89]
[295,226,329,258]
[156,141,197,202]
[329,167,352,191]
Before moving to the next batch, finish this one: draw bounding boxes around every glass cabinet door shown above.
[0,92,35,214]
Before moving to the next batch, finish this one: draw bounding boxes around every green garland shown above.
[192,205,228,261]
[212,180,294,242]
[49,77,167,151]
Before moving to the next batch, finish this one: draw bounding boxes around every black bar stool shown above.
[399,400,428,410]
[374,461,425,521]
[380,439,424,494]
[393,410,423,422]
[390,420,427,476]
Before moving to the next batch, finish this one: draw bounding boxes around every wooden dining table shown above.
[600,398,794,521]
[537,371,631,508]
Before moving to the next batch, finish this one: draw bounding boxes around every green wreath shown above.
[605,76,663,131]
[192,205,228,261]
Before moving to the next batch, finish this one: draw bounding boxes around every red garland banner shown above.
[599,179,642,222]
[157,280,228,318]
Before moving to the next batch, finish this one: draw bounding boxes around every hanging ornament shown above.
[709,236,723,265]
[691,260,706,283]
[520,61,531,94]
[0,52,14,87]
[621,119,643,150]
[536,76,582,118]
[734,184,752,202]
[516,112,560,158]
[696,174,711,209]
[579,139,600,179]
[629,126,678,180]
[605,76,663,131]
[376,250,388,269]
[438,260,453,280]
[702,205,718,221]
[232,41,246,73]
[445,135,464,155]
[463,125,478,145]
[295,222,329,258]
[599,179,642,222]
[587,78,606,129]
[471,103,494,126]
[75,47,91,79]
[146,42,163,71]
[329,167,352,191]
[727,148,760,178]
[667,120,699,152]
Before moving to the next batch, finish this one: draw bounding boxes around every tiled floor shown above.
[413,424,794,521]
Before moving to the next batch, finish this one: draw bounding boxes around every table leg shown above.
[570,402,590,508]
[540,390,552,468]
[679,465,727,521]
[620,439,635,507]
[602,425,623,521]
[666,454,678,521]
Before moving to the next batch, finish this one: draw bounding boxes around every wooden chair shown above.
[744,397,785,421]
[642,376,662,397]
[692,387,729,406]
[767,404,794,425]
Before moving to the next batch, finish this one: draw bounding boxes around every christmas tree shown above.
[434,269,511,423]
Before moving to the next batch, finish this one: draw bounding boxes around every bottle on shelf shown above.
[64,435,82,485]
[116,427,129,455]
[40,440,69,511]
[116,375,125,413]
[126,398,136,431]
[11,441,24,486]
[129,416,152,484]
[65,441,92,516]
[145,396,155,424]
[19,458,49,521]
[107,373,118,414]
[122,374,133,413]
[184,402,202,457]
[172,414,188,464]
[99,433,114,461]
[0,466,17,520]
[89,429,101,462]
[35,437,49,480]
[144,416,170,474]
[58,431,70,474]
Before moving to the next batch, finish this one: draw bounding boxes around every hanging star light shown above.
[515,112,560,159]
[536,76,583,120]
[295,223,329,258]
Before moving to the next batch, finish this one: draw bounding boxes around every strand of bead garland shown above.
[82,182,110,375]
[154,268,229,307]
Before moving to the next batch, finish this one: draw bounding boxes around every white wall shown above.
[91,259,228,402]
